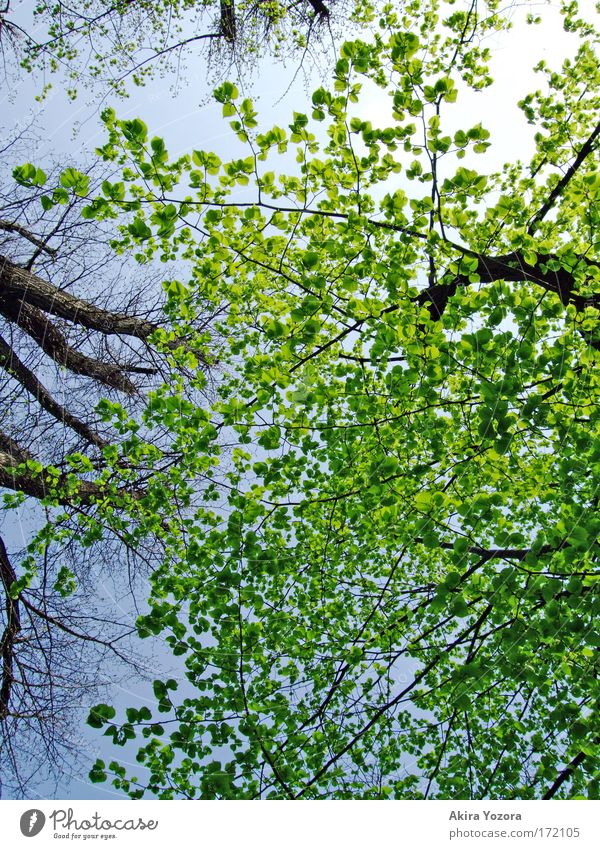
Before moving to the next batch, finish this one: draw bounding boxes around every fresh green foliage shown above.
[5,0,366,98]
[38,0,600,798]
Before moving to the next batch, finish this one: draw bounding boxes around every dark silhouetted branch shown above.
[0,536,20,722]
[528,121,600,235]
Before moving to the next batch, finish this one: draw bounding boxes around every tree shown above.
[1,0,365,98]
[59,0,599,799]
[0,530,153,797]
[0,138,217,795]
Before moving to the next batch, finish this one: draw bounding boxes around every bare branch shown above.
[20,596,136,665]
[0,219,57,256]
[0,296,137,394]
[0,536,21,721]
[0,332,108,448]
[0,255,157,338]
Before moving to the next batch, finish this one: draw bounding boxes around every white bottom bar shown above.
[1,800,598,848]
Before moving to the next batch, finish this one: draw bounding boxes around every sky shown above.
[1,0,597,800]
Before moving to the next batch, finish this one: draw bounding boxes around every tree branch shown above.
[306,0,330,18]
[415,538,570,562]
[0,295,137,394]
[20,596,136,665]
[0,332,108,448]
[0,431,33,465]
[417,249,600,322]
[0,432,144,506]
[220,0,237,42]
[0,255,157,338]
[528,121,600,235]
[542,750,586,799]
[0,220,57,256]
[0,536,21,721]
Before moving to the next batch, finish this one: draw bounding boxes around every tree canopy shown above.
[1,0,362,98]
[1,0,599,799]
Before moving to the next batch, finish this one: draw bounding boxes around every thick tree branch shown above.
[0,333,107,448]
[417,249,600,322]
[220,0,236,42]
[0,536,21,721]
[0,431,33,465]
[417,280,457,321]
[528,121,600,235]
[0,432,144,506]
[306,0,330,17]
[474,251,599,309]
[416,538,570,562]
[0,255,157,338]
[0,452,96,505]
[0,296,137,394]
